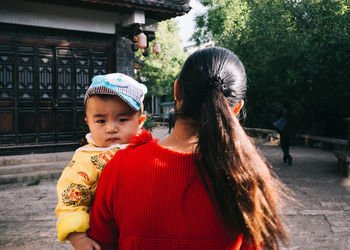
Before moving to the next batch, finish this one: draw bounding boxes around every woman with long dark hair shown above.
[88,47,289,249]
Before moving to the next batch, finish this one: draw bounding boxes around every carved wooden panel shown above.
[57,109,74,142]
[17,51,34,99]
[0,45,15,145]
[37,48,55,143]
[76,108,87,138]
[57,57,73,100]
[0,51,14,98]
[38,49,54,99]
[0,111,14,134]
[18,108,36,144]
[93,57,108,75]
[0,110,15,144]
[76,56,90,99]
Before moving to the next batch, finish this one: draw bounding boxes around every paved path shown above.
[0,128,349,249]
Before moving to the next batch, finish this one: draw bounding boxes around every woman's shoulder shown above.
[116,129,194,160]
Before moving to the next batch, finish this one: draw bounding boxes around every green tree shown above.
[194,0,350,137]
[136,20,188,101]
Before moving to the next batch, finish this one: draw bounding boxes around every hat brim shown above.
[85,87,141,111]
[116,92,141,111]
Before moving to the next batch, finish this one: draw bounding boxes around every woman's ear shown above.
[233,100,244,116]
[174,79,182,102]
[174,79,183,110]
[138,114,147,129]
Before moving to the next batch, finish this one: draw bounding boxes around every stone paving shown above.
[0,127,349,250]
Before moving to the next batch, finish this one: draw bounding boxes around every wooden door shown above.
[0,34,114,146]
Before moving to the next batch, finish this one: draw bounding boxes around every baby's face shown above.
[85,95,143,147]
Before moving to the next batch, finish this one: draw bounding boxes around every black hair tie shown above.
[209,76,228,93]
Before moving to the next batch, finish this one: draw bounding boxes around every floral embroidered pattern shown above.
[61,183,90,206]
[91,147,119,170]
[90,155,104,170]
[67,160,75,168]
[77,171,89,181]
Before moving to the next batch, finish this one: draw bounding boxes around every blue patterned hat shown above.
[84,73,147,111]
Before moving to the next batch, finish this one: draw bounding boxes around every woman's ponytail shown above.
[177,47,289,249]
[196,89,287,249]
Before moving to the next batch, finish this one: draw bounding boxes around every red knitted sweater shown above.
[88,130,252,249]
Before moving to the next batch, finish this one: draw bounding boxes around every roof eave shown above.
[80,0,191,21]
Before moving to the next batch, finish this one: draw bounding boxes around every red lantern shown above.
[137,32,147,49]
[152,43,161,54]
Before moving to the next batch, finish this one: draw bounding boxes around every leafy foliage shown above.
[136,20,189,101]
[195,0,350,137]
[142,115,156,132]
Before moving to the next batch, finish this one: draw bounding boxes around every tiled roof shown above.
[79,0,191,20]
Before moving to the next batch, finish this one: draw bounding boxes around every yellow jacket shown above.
[55,134,127,242]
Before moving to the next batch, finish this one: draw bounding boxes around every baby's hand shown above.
[69,232,101,250]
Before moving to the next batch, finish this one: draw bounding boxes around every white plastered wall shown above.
[0,0,127,34]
